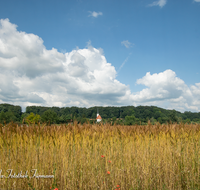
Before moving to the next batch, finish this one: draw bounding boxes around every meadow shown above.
[0,122,199,190]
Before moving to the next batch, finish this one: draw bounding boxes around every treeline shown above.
[0,104,22,124]
[0,103,200,125]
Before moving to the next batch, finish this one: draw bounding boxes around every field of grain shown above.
[0,122,199,190]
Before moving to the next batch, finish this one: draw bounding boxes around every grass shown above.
[0,121,199,190]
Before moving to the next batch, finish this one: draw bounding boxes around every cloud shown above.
[194,0,200,2]
[0,19,200,112]
[121,40,134,48]
[135,70,187,101]
[0,19,65,79]
[0,18,128,110]
[148,0,167,8]
[131,70,200,112]
[88,11,103,18]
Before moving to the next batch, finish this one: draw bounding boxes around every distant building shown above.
[96,108,102,122]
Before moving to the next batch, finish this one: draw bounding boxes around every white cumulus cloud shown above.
[148,0,167,8]
[88,11,103,18]
[0,18,128,110]
[131,70,199,112]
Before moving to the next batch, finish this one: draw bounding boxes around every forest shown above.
[0,103,200,125]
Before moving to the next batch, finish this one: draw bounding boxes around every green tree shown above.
[154,111,161,120]
[112,117,117,123]
[124,115,136,125]
[25,112,41,124]
[150,117,157,124]
[0,111,17,124]
[184,118,191,124]
[21,113,29,123]
[58,114,71,124]
[0,104,22,121]
[169,110,178,123]
[0,111,6,124]
[41,110,58,125]
[80,117,88,124]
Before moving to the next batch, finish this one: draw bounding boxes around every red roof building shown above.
[96,115,102,120]
[96,113,102,122]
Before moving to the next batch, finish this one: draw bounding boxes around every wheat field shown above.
[0,122,199,190]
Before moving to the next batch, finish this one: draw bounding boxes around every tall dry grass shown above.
[0,122,199,190]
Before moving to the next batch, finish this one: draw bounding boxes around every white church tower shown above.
[96,108,102,122]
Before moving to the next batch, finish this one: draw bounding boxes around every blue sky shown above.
[0,0,200,112]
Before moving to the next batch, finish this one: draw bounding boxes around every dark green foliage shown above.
[0,111,17,124]
[1,103,200,125]
[26,106,50,116]
[22,105,200,124]
[41,110,58,124]
[125,115,136,125]
[183,111,200,121]
[169,110,178,123]
[80,117,88,124]
[58,114,71,124]
[0,103,21,121]
[112,117,117,123]
[21,113,29,123]
[184,118,191,124]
